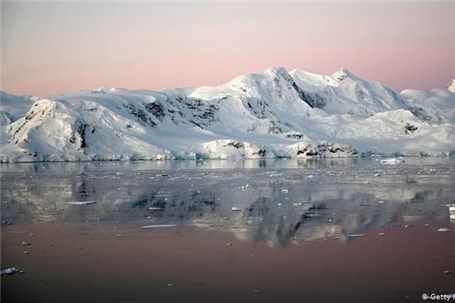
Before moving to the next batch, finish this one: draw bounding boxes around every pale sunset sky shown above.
[1,1,454,96]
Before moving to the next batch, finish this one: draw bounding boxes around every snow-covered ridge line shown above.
[1,67,454,163]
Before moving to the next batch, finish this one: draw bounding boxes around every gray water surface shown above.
[1,158,454,247]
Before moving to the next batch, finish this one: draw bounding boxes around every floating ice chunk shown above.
[347,234,365,237]
[437,228,451,232]
[305,213,323,218]
[140,224,177,229]
[67,201,96,205]
[281,189,289,193]
[380,157,405,165]
[269,173,282,178]
[231,207,242,211]
[1,267,24,276]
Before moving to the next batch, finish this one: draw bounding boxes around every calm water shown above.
[1,158,455,238]
[1,158,455,302]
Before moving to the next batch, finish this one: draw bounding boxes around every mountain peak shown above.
[264,67,291,78]
[332,68,357,81]
[447,79,455,93]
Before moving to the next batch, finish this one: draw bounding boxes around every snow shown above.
[448,79,455,93]
[400,88,455,124]
[290,68,406,116]
[0,91,37,125]
[1,68,454,162]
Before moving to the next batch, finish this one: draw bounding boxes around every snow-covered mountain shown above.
[1,67,454,162]
[448,79,455,93]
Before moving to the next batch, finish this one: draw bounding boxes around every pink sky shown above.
[2,2,454,97]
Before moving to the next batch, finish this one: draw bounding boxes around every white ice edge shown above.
[67,201,96,205]
[140,224,177,229]
[347,233,365,237]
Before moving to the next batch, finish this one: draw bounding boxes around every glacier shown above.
[0,67,454,162]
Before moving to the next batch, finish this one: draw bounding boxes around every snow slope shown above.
[290,68,406,116]
[0,91,37,125]
[1,68,454,162]
[400,88,455,123]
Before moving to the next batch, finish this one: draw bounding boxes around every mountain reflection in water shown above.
[1,158,454,247]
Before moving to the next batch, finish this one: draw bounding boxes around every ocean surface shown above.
[2,158,455,302]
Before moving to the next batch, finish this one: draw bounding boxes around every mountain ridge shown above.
[1,67,454,162]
